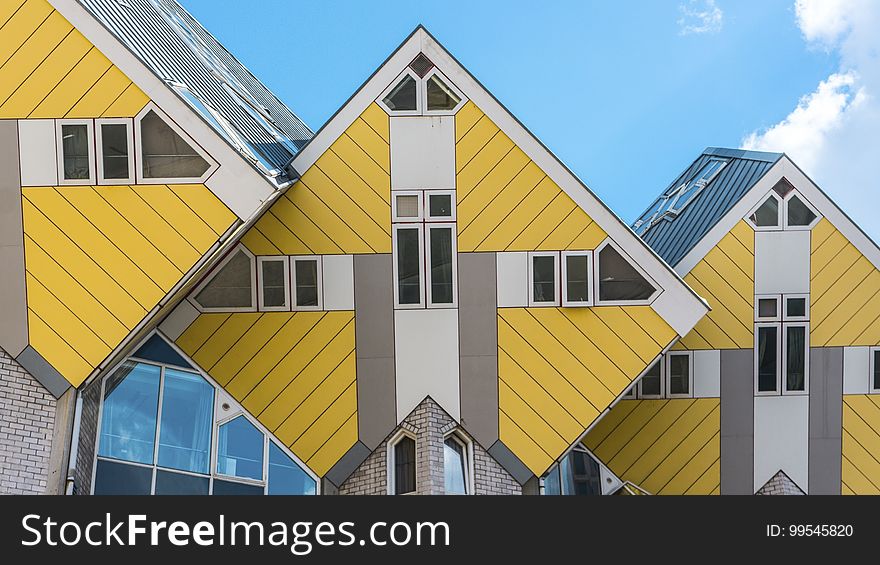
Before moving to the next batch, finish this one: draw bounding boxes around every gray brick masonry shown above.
[0,346,56,494]
[757,470,805,495]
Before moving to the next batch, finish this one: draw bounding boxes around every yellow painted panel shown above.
[690,261,753,328]
[812,257,875,343]
[132,185,220,252]
[359,102,389,143]
[510,191,576,251]
[855,313,880,346]
[495,177,560,252]
[811,230,849,280]
[624,306,679,347]
[811,217,835,250]
[251,210,312,255]
[457,146,530,229]
[715,234,754,281]
[841,432,880,489]
[684,275,751,349]
[813,270,880,346]
[729,220,754,252]
[191,313,261,372]
[259,320,355,430]
[27,310,91,387]
[592,307,662,363]
[455,115,499,173]
[842,456,880,495]
[23,187,163,309]
[537,208,594,251]
[26,274,109,366]
[0,30,91,117]
[23,236,129,345]
[60,187,182,290]
[457,133,514,199]
[587,400,666,461]
[0,0,55,69]
[702,246,753,302]
[66,68,132,118]
[678,327,713,350]
[679,439,721,495]
[29,47,111,118]
[209,313,291,386]
[306,412,358,477]
[0,0,28,30]
[345,117,389,174]
[556,308,645,385]
[842,396,880,494]
[270,195,344,255]
[314,150,391,236]
[330,134,390,203]
[290,383,357,462]
[240,227,281,255]
[567,221,608,251]
[499,410,553,475]
[176,313,230,355]
[811,243,861,304]
[285,181,373,253]
[0,11,71,106]
[102,82,149,117]
[498,380,567,456]
[167,185,236,235]
[832,289,880,347]
[455,100,482,142]
[604,400,694,472]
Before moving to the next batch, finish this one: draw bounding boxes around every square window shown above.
[393,193,422,221]
[757,297,778,320]
[427,192,454,220]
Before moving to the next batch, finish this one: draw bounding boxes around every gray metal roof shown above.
[634,147,783,267]
[78,0,313,182]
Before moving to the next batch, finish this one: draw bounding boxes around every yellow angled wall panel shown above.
[240,226,282,256]
[455,115,499,173]
[65,67,133,118]
[132,185,220,252]
[314,150,392,231]
[842,395,880,494]
[27,310,92,387]
[176,313,231,356]
[168,185,236,236]
[0,1,28,29]
[190,313,262,371]
[0,0,56,69]
[329,134,390,203]
[454,101,482,142]
[29,47,111,118]
[208,313,291,386]
[306,413,358,478]
[359,102,389,143]
[289,382,357,461]
[344,117,389,174]
[457,146,530,229]
[0,10,72,106]
[499,411,554,475]
[101,82,149,117]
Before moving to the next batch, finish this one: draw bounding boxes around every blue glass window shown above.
[267,442,316,495]
[98,362,160,465]
[217,416,264,481]
[157,368,214,474]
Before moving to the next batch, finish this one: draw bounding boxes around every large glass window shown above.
[140,109,210,179]
[267,442,317,495]
[157,368,214,474]
[543,447,603,496]
[98,362,161,465]
[444,435,469,495]
[217,416,263,481]
[392,435,416,495]
[60,122,92,181]
[194,249,255,310]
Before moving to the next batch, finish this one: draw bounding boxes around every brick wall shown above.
[0,347,56,494]
[74,379,101,495]
[339,397,521,495]
[757,470,805,495]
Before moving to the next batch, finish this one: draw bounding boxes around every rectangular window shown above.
[97,119,134,184]
[426,224,457,307]
[756,324,780,393]
[872,349,880,393]
[756,296,780,321]
[257,257,290,311]
[392,191,423,222]
[667,352,692,397]
[529,252,559,306]
[394,225,424,308]
[783,323,808,394]
[292,257,322,310]
[426,190,456,221]
[562,251,593,307]
[639,359,662,398]
[57,120,95,185]
[783,294,809,321]
[392,436,416,495]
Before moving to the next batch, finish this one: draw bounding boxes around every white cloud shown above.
[742,0,880,240]
[677,0,723,36]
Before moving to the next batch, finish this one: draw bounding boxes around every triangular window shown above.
[787,194,817,227]
[426,74,461,111]
[749,196,779,227]
[382,75,418,111]
[598,244,656,302]
[140,110,210,179]
[194,249,254,309]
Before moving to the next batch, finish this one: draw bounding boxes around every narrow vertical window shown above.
[639,360,662,398]
[157,368,214,474]
[530,253,559,306]
[784,324,807,393]
[258,257,289,310]
[98,121,133,182]
[98,361,160,465]
[58,121,94,183]
[292,258,321,309]
[443,435,469,495]
[668,353,691,397]
[217,416,264,481]
[562,251,592,306]
[427,225,455,306]
[395,226,423,307]
[393,436,416,495]
[757,325,779,393]
[873,349,880,392]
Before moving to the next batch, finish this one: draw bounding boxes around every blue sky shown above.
[179,0,848,225]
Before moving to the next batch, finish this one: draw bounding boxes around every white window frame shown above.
[561,250,594,307]
[392,190,424,222]
[869,347,880,394]
[95,118,136,185]
[746,193,782,231]
[189,245,257,313]
[782,293,810,322]
[666,351,694,398]
[421,67,467,116]
[291,256,323,311]
[754,322,782,396]
[782,191,821,231]
[134,103,218,184]
[256,256,291,312]
[56,118,96,186]
[755,294,781,322]
[594,239,660,306]
[637,358,664,399]
[782,322,810,396]
[425,222,458,308]
[425,189,457,222]
[442,431,474,495]
[528,251,560,307]
[378,68,422,116]
[393,224,426,309]
[386,429,417,495]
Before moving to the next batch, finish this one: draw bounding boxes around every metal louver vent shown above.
[409,53,434,78]
[772,177,796,198]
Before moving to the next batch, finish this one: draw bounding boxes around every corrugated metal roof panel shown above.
[78,0,313,180]
[635,147,782,267]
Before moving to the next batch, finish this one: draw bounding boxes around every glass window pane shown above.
[758,326,778,392]
[786,298,806,318]
[598,245,656,301]
[428,193,452,218]
[394,436,416,495]
[217,416,264,481]
[157,369,213,474]
[133,334,193,369]
[154,470,210,495]
[444,437,467,494]
[98,361,160,465]
[426,75,461,111]
[430,227,454,304]
[101,123,130,179]
[396,194,420,218]
[195,250,253,309]
[397,228,421,305]
[786,326,806,392]
[294,259,319,307]
[788,195,817,226]
[141,110,210,178]
[532,255,556,303]
[569,450,602,495]
[261,259,287,308]
[669,355,690,395]
[758,298,778,318]
[213,479,264,495]
[268,442,316,495]
[874,351,880,391]
[542,466,561,495]
[61,124,90,180]
[641,360,661,396]
[565,254,589,302]
[382,75,417,111]
[750,197,779,227]
[94,460,153,495]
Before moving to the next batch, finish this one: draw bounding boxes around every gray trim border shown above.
[16,345,71,398]
[487,440,534,486]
